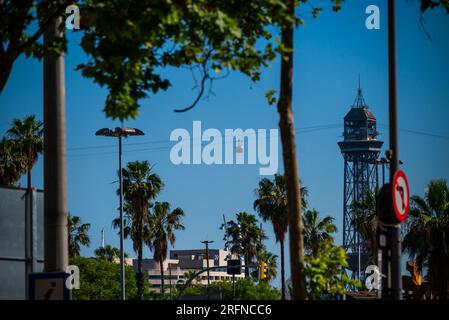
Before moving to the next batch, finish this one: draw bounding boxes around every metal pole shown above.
[206,243,210,289]
[388,0,402,300]
[379,228,389,299]
[342,160,347,248]
[358,241,361,280]
[96,127,143,299]
[375,160,379,189]
[119,135,125,300]
[169,263,172,299]
[25,189,33,298]
[43,14,68,275]
[201,240,213,299]
[232,274,236,300]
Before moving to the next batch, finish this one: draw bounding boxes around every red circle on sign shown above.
[392,170,410,222]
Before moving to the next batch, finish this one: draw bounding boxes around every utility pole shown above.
[388,0,402,300]
[201,240,214,300]
[168,262,172,299]
[233,274,236,300]
[43,13,68,275]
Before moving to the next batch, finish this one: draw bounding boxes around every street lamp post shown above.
[388,0,402,300]
[96,127,144,300]
[201,240,214,300]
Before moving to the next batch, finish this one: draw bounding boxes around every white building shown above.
[132,249,245,292]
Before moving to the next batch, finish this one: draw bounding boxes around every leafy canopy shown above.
[68,213,91,257]
[304,241,360,299]
[70,256,138,300]
[403,179,449,298]
[180,277,281,300]
[77,0,291,120]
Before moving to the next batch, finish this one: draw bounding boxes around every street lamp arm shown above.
[176,264,258,300]
[95,128,113,136]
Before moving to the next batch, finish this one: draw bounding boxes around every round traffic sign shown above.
[391,170,410,222]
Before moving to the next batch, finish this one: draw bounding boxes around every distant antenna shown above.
[358,74,361,93]
[353,75,367,108]
[101,228,105,248]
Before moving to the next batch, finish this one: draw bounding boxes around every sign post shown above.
[376,170,410,299]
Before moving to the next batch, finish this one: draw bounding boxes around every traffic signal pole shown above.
[201,240,214,300]
[388,0,402,300]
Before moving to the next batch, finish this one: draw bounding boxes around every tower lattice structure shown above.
[338,85,383,280]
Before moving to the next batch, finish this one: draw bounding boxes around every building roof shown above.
[344,107,376,122]
[344,84,377,122]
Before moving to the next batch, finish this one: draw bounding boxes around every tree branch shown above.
[15,0,72,57]
[418,12,432,41]
[173,51,212,113]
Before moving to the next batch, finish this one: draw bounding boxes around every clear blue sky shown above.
[1,0,448,288]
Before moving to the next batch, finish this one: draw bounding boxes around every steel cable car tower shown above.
[338,83,383,280]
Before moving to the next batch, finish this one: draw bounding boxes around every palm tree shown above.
[94,245,121,262]
[253,174,308,299]
[117,161,163,300]
[6,115,43,191]
[68,214,91,257]
[303,209,337,258]
[183,270,199,286]
[403,179,449,299]
[0,138,25,186]
[257,251,278,282]
[223,212,266,277]
[147,201,185,294]
[351,190,378,264]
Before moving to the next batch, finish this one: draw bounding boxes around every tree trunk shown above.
[0,23,21,94]
[280,239,286,300]
[277,1,306,300]
[137,242,144,300]
[435,261,449,300]
[0,1,34,94]
[312,242,318,259]
[0,55,15,94]
[160,258,165,294]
